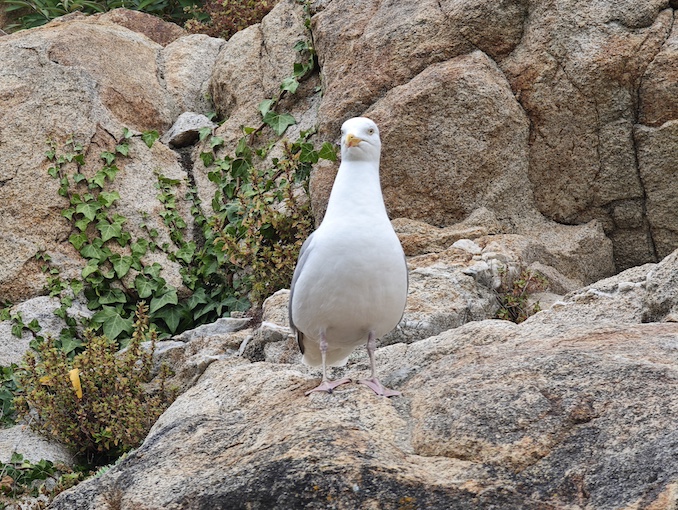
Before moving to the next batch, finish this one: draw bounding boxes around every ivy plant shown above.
[36,23,334,344]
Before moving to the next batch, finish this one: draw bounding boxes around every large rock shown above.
[367,50,534,228]
[501,1,672,269]
[303,0,677,270]
[49,252,678,508]
[0,12,219,303]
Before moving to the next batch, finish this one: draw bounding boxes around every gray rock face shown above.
[308,0,677,270]
[160,112,217,147]
[0,13,201,303]
[4,1,678,508]
[48,250,678,509]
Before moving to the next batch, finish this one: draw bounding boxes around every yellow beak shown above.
[346,133,362,148]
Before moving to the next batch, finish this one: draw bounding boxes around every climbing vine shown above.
[16,17,334,347]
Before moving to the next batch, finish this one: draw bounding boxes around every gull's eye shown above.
[367,128,375,135]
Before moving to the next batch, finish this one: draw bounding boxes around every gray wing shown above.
[288,232,316,354]
[399,251,409,323]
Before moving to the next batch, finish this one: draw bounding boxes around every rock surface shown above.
[49,251,678,509]
[0,11,203,303]
[305,0,677,270]
[2,1,678,508]
[2,0,678,302]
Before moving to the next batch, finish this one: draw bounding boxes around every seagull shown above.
[288,117,408,397]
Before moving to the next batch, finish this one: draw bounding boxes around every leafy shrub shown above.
[212,134,319,305]
[495,267,548,323]
[14,303,173,463]
[185,0,276,40]
[0,365,19,427]
[3,0,203,31]
[0,452,83,506]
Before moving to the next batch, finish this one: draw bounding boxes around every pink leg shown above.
[358,331,401,397]
[306,331,351,395]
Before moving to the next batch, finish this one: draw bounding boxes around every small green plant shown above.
[3,0,205,32]
[0,452,57,501]
[212,131,325,304]
[44,129,248,341]
[0,365,19,427]
[495,267,548,323]
[185,0,277,40]
[14,302,174,464]
[202,33,335,305]
[0,452,83,507]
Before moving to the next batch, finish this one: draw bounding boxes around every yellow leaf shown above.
[69,368,83,399]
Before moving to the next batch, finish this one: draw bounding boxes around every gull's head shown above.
[340,117,381,162]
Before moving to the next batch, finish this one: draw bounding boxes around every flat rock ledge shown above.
[50,313,678,509]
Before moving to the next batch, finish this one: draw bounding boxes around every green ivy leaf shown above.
[131,239,148,259]
[98,288,127,305]
[101,151,116,165]
[117,231,132,247]
[59,335,83,355]
[75,217,91,232]
[185,287,209,310]
[144,263,163,279]
[26,319,41,333]
[69,232,89,250]
[91,306,134,340]
[210,136,224,149]
[109,254,133,279]
[142,130,160,148]
[150,287,178,314]
[90,171,106,189]
[81,260,100,279]
[280,77,299,94]
[97,220,122,243]
[70,279,84,295]
[258,99,275,118]
[293,39,309,53]
[174,242,196,264]
[153,306,182,334]
[116,143,129,156]
[318,142,338,162]
[200,151,215,167]
[80,242,108,262]
[134,275,155,299]
[263,111,296,136]
[98,191,120,207]
[231,158,251,179]
[198,126,212,141]
[103,165,119,181]
[76,202,101,222]
[297,142,318,164]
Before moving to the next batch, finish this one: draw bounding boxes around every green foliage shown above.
[495,267,548,323]
[14,303,174,463]
[202,31,335,305]
[45,129,248,341]
[212,130,333,304]
[0,365,19,427]
[3,0,204,32]
[185,0,276,40]
[0,452,83,506]
[0,452,57,500]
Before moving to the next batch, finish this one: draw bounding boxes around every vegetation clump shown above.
[3,0,276,36]
[495,267,548,323]
[14,302,173,462]
[185,0,277,40]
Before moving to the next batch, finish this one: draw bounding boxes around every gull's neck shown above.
[322,158,389,223]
